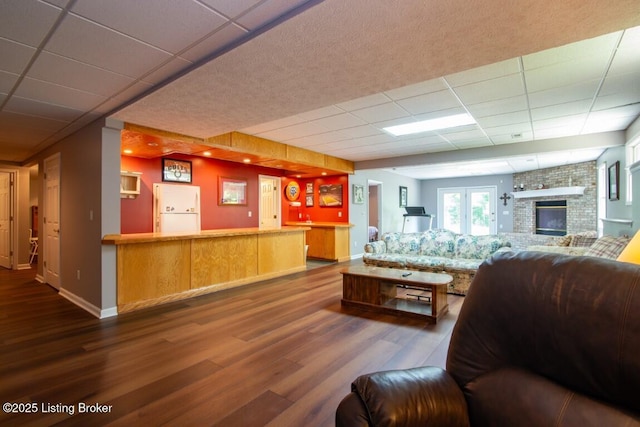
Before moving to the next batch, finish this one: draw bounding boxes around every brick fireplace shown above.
[512,161,597,235]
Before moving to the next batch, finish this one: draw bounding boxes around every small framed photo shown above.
[399,186,407,207]
[306,182,313,193]
[162,158,192,183]
[305,194,314,207]
[353,184,365,204]
[608,161,620,201]
[219,177,247,205]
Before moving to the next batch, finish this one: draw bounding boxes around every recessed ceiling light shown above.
[123,149,133,154]
[203,151,212,156]
[383,113,476,136]
[243,158,251,163]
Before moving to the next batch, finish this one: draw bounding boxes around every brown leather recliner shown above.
[336,251,640,426]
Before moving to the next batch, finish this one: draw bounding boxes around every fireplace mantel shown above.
[511,186,586,199]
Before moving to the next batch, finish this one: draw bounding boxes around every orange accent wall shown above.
[281,175,350,223]
[120,154,285,234]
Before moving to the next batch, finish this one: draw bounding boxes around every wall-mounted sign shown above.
[285,181,301,201]
[162,158,192,183]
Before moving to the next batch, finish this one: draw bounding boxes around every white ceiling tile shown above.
[484,123,533,137]
[523,32,621,69]
[0,70,19,93]
[240,115,305,134]
[309,113,367,131]
[93,81,154,115]
[199,0,262,18]
[71,0,228,54]
[466,96,528,118]
[384,78,447,100]
[598,72,640,98]
[16,77,106,110]
[339,125,383,139]
[395,89,461,115]
[257,121,330,141]
[296,105,345,121]
[446,58,521,87]
[286,130,349,147]
[476,110,530,128]
[28,51,136,97]
[45,14,173,78]
[180,23,248,63]
[140,57,193,85]
[530,99,592,121]
[350,102,410,123]
[235,0,309,30]
[0,0,61,47]
[336,93,392,112]
[0,38,36,74]
[5,96,81,122]
[527,80,599,109]
[524,55,610,92]
[454,74,525,105]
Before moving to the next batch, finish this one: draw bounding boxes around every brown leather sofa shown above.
[336,251,640,426]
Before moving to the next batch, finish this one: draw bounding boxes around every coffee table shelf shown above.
[340,265,453,323]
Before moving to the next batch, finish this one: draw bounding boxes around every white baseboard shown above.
[35,274,45,283]
[16,263,33,270]
[59,288,118,319]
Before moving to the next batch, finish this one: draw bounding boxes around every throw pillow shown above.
[584,235,631,259]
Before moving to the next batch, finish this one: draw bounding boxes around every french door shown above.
[437,186,497,235]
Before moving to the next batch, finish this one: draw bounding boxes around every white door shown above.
[438,186,497,235]
[44,154,61,289]
[259,175,280,228]
[0,172,12,269]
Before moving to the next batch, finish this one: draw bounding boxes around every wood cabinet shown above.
[120,171,142,198]
[103,226,308,313]
[286,222,352,262]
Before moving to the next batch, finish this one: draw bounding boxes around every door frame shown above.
[258,175,281,228]
[0,168,17,269]
[437,185,497,235]
[43,153,61,289]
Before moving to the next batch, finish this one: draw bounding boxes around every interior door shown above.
[259,175,280,228]
[0,172,12,269]
[44,154,61,289]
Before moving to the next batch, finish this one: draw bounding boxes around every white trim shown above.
[511,186,585,199]
[16,263,32,270]
[59,288,118,319]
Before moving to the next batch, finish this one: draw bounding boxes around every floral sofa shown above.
[363,229,512,295]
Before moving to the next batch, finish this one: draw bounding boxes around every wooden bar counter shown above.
[102,226,309,313]
[285,222,353,262]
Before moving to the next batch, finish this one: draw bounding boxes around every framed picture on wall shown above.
[162,158,192,183]
[305,194,314,207]
[399,186,408,207]
[219,177,247,205]
[353,184,365,204]
[608,161,620,201]
[319,184,342,207]
[306,182,313,193]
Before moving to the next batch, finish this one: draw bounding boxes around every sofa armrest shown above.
[493,246,512,255]
[336,366,470,427]
[364,240,386,254]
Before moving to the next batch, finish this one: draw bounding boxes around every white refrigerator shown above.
[153,184,201,233]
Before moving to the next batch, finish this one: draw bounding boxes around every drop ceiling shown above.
[2,0,640,180]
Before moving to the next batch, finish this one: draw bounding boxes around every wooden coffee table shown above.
[340,265,453,323]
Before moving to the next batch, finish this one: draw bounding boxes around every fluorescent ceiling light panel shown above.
[384,113,476,136]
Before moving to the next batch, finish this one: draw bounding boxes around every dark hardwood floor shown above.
[0,261,463,426]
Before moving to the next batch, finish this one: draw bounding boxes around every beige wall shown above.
[29,119,115,315]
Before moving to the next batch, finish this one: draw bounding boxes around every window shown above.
[625,136,640,205]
